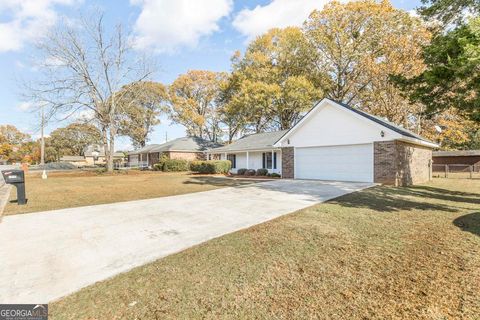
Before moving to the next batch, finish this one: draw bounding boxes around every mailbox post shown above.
[1,170,27,205]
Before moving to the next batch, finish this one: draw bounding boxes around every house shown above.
[60,144,125,167]
[208,98,438,186]
[128,136,222,168]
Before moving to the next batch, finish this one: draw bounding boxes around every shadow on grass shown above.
[328,186,458,213]
[184,176,261,188]
[453,212,480,237]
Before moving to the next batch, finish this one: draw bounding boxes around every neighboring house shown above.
[433,150,480,170]
[60,144,125,167]
[128,136,222,168]
[208,98,438,186]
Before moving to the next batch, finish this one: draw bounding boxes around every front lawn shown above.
[51,179,480,319]
[4,170,256,215]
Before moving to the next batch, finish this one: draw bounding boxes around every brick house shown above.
[208,98,438,186]
[128,136,222,168]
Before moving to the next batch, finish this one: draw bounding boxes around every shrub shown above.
[189,160,231,174]
[256,168,268,176]
[237,168,248,175]
[268,173,281,178]
[156,157,189,172]
[245,169,256,176]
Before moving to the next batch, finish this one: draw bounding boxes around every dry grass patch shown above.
[51,179,480,319]
[4,170,257,215]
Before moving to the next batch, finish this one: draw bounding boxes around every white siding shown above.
[280,101,402,148]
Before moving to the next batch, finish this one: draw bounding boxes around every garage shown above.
[295,144,374,182]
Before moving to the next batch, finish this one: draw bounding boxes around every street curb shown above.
[0,184,12,223]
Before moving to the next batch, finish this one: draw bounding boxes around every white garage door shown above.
[295,144,374,182]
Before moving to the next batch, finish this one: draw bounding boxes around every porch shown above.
[209,149,282,175]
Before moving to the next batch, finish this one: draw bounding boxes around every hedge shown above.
[154,157,190,172]
[245,169,256,176]
[190,160,231,174]
[237,168,248,175]
[256,168,268,176]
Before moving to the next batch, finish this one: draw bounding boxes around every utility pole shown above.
[165,131,168,143]
[41,105,47,179]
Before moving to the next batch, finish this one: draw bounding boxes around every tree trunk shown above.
[107,126,115,172]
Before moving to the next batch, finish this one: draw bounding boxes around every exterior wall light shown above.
[380,130,385,138]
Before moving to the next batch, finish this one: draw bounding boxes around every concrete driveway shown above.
[0,179,373,303]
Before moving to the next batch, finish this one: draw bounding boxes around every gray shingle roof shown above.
[129,136,222,155]
[127,144,161,155]
[210,130,288,153]
[433,150,480,157]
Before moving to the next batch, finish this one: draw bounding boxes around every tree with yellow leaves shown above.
[168,70,226,142]
[304,0,430,130]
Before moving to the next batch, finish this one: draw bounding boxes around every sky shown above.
[0,0,422,151]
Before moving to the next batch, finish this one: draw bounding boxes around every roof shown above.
[127,144,161,155]
[60,156,85,162]
[129,136,222,155]
[150,136,222,153]
[275,98,438,148]
[210,130,288,153]
[433,150,480,157]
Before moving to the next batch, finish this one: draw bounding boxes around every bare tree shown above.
[25,10,155,171]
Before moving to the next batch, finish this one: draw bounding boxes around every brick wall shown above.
[374,141,432,186]
[281,147,294,179]
[167,151,205,161]
[373,141,397,185]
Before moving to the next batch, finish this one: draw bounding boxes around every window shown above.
[262,152,277,169]
[227,154,236,169]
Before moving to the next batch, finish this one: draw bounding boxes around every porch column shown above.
[271,150,274,171]
[246,151,249,169]
[224,152,227,160]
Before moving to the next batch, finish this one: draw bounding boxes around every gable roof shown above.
[127,144,161,155]
[274,98,438,148]
[150,136,223,153]
[129,136,222,155]
[210,130,288,153]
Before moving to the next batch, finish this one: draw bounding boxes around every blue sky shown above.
[0,0,421,150]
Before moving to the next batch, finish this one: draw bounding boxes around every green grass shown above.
[51,179,480,319]
[4,170,258,215]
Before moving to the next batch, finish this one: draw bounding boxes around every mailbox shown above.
[1,170,27,205]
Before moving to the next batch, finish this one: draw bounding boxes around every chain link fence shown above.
[432,164,480,179]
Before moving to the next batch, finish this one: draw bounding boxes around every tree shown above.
[394,17,480,124]
[116,81,168,148]
[221,27,321,137]
[168,70,226,142]
[304,0,430,130]
[0,125,30,145]
[420,109,478,149]
[25,11,155,172]
[419,0,480,26]
[48,123,102,160]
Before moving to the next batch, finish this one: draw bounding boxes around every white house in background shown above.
[208,98,439,186]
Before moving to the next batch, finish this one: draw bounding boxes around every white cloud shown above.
[0,0,77,53]
[233,0,333,40]
[17,102,34,111]
[131,0,233,52]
